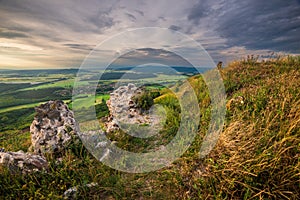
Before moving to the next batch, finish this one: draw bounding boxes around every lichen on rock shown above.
[29,100,78,155]
[0,149,48,174]
[105,83,165,138]
[1,100,79,174]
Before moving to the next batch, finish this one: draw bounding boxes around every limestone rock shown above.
[29,100,78,155]
[105,84,148,132]
[63,182,98,199]
[0,150,48,173]
[105,84,165,137]
[1,100,80,174]
[63,186,77,200]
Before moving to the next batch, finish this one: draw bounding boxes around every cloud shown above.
[169,25,182,31]
[187,0,300,53]
[111,48,193,67]
[89,10,116,31]
[187,0,212,25]
[63,44,94,52]
[0,42,42,51]
[0,0,121,68]
[0,0,299,69]
[134,10,144,16]
[125,13,137,21]
[0,29,29,39]
[218,0,300,53]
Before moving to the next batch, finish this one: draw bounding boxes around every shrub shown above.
[132,88,160,111]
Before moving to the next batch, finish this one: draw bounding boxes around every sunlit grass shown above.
[0,55,299,199]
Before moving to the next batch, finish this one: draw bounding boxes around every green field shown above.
[19,78,75,91]
[0,68,183,131]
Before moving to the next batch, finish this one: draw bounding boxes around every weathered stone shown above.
[29,100,78,155]
[63,186,77,200]
[0,150,48,173]
[105,84,165,137]
[63,182,98,200]
[1,101,82,174]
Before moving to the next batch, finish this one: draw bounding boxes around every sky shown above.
[0,0,299,69]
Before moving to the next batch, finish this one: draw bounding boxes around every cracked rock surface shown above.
[29,100,78,154]
[1,100,77,173]
[105,84,165,138]
[0,150,48,174]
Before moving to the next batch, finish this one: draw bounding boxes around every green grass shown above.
[19,79,95,91]
[0,102,42,114]
[0,100,72,114]
[20,79,75,91]
[0,56,299,199]
[71,94,110,109]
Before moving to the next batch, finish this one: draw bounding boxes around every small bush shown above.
[132,88,160,111]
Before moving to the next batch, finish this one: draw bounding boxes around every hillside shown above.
[0,56,299,199]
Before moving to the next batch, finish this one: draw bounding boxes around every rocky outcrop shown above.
[105,84,165,138]
[1,87,163,173]
[1,100,77,173]
[105,84,147,132]
[0,149,48,174]
[29,100,78,154]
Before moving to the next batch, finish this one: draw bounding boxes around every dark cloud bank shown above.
[188,0,300,53]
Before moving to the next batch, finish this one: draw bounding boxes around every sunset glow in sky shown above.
[0,0,299,69]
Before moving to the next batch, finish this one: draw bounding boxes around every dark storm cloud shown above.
[0,0,117,35]
[217,0,300,53]
[89,14,115,30]
[169,25,182,31]
[188,0,300,53]
[125,13,137,21]
[187,0,211,25]
[134,10,144,16]
[114,48,192,67]
[63,44,94,51]
[0,30,29,38]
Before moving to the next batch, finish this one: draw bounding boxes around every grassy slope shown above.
[0,56,299,199]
